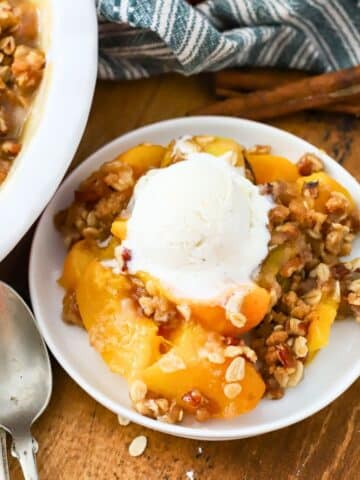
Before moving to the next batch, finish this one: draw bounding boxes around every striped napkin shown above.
[96,0,360,80]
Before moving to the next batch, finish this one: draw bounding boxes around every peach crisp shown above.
[56,136,360,423]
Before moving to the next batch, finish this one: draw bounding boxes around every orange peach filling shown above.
[60,239,265,418]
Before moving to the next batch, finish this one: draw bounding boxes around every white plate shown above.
[0,0,97,261]
[29,117,360,441]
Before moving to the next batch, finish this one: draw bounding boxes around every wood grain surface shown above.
[1,74,359,480]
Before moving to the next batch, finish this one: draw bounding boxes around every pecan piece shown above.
[297,153,324,176]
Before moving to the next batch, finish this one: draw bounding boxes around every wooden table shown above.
[1,74,359,480]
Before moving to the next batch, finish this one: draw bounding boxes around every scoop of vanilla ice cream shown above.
[122,152,272,301]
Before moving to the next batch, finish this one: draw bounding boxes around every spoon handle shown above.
[0,430,9,480]
[11,431,39,480]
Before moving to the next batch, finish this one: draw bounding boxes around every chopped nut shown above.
[104,166,134,193]
[265,330,288,346]
[287,361,304,387]
[128,435,147,457]
[281,290,299,314]
[310,263,330,283]
[223,382,242,399]
[0,35,15,55]
[129,380,147,403]
[277,345,297,368]
[286,317,307,336]
[12,45,45,90]
[344,258,360,272]
[349,278,360,293]
[306,211,327,239]
[303,289,322,306]
[182,389,207,409]
[139,296,155,317]
[134,397,176,422]
[348,292,360,306]
[146,399,161,416]
[135,398,184,423]
[325,192,351,215]
[269,205,290,226]
[325,223,350,255]
[195,407,211,422]
[271,222,299,246]
[293,336,308,358]
[167,401,184,423]
[264,346,279,366]
[0,2,18,31]
[279,256,304,278]
[155,398,169,414]
[86,211,97,227]
[273,324,284,331]
[265,377,284,399]
[290,302,311,319]
[225,357,245,382]
[297,152,324,176]
[273,367,290,388]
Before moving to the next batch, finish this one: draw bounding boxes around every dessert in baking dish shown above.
[0,0,45,185]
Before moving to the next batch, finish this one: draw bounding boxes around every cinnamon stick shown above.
[216,87,243,98]
[215,68,308,91]
[215,87,360,116]
[193,66,360,119]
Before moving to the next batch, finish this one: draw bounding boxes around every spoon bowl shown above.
[0,282,52,479]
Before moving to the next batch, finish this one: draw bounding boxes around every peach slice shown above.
[59,240,99,290]
[258,243,298,288]
[202,137,244,166]
[246,154,299,184]
[142,321,265,418]
[307,296,339,354]
[296,172,354,211]
[117,144,166,178]
[111,219,127,240]
[136,272,270,336]
[76,260,162,380]
[191,285,270,336]
[59,238,117,290]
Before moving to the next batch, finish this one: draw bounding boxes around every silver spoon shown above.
[0,282,52,480]
[0,430,9,480]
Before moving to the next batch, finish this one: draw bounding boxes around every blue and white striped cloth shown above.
[96,0,360,80]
